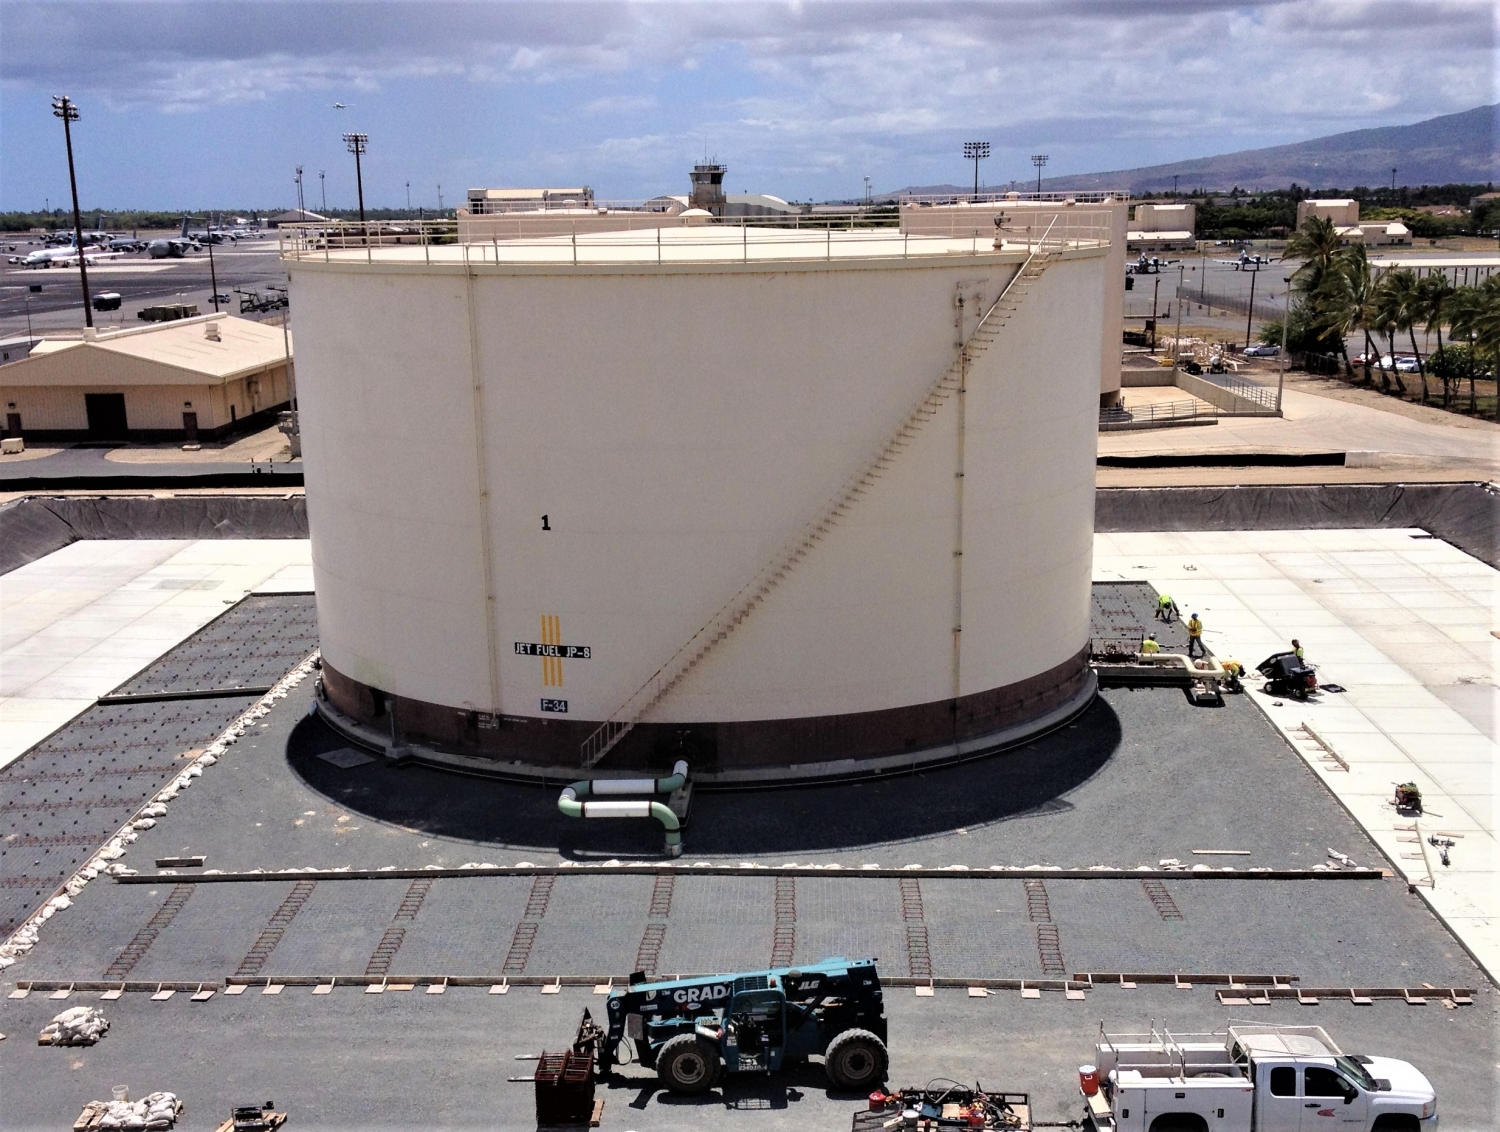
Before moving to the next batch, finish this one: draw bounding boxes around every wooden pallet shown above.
[74,1099,184,1131]
[538,1098,603,1129]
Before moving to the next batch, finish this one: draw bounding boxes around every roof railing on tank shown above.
[577,218,1064,769]
[278,211,1112,266]
[898,189,1129,205]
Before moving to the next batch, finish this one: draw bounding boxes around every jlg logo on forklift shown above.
[669,983,730,1005]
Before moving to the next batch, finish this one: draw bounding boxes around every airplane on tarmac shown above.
[1215,250,1279,270]
[1130,253,1179,274]
[7,243,124,268]
[147,218,203,259]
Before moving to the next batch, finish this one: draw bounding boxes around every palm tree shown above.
[1371,270,1409,396]
[1285,215,1342,290]
[1379,268,1426,402]
[1338,245,1382,386]
[1446,279,1500,415]
[1417,273,1456,407]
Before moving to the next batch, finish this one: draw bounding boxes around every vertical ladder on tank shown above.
[579,227,1062,770]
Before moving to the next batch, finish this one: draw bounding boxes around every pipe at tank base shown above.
[557,761,689,857]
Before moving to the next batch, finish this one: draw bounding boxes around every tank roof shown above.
[282,220,1112,270]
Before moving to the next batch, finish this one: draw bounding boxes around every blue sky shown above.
[1,0,1494,211]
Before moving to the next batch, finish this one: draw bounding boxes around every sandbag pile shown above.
[37,1005,110,1046]
[91,1092,180,1130]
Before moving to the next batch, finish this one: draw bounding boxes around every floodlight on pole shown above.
[295,165,305,218]
[318,171,326,212]
[963,141,990,200]
[343,132,368,224]
[52,94,93,328]
[1030,154,1048,194]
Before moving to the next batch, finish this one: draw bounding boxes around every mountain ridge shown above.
[889,105,1498,198]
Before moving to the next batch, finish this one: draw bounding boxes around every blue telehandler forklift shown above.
[599,956,889,1094]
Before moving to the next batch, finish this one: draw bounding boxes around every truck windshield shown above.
[1335,1057,1376,1091]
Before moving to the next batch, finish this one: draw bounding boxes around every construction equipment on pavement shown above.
[1257,651,1317,700]
[601,956,888,1094]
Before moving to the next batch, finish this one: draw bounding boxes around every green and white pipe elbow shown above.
[557,760,689,857]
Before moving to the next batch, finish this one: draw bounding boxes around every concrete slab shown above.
[1095,527,1499,985]
[0,539,312,769]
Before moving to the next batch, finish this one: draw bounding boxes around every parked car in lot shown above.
[1242,344,1280,358]
[1393,355,1421,373]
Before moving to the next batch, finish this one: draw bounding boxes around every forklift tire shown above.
[656,1034,720,1094]
[824,1028,888,1091]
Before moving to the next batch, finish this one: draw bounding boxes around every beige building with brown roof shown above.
[1,314,293,443]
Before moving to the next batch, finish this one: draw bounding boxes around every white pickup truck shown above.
[1081,1023,1437,1132]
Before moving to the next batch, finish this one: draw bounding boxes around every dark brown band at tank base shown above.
[315,648,1094,786]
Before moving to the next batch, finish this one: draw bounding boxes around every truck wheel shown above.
[824,1028,888,1091]
[656,1034,719,1094]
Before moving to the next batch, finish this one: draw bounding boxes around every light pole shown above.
[1391,167,1397,193]
[343,132,368,224]
[406,180,411,211]
[295,166,305,218]
[52,95,93,328]
[863,176,871,206]
[1030,153,1048,194]
[318,171,326,213]
[436,183,444,212]
[963,141,990,200]
[188,215,221,313]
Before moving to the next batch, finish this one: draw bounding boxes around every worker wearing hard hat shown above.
[1186,613,1205,658]
[1291,638,1305,661]
[1140,633,1161,655]
[1155,593,1178,623]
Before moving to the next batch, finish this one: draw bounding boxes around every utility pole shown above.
[1150,275,1160,354]
[963,141,990,200]
[1031,154,1048,194]
[1172,264,1185,375]
[1173,174,1179,196]
[343,132,368,223]
[189,215,221,313]
[1245,265,1258,348]
[52,95,93,328]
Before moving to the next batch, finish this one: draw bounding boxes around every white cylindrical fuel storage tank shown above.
[286,221,1110,783]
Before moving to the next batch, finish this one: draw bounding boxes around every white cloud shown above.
[1,0,1492,195]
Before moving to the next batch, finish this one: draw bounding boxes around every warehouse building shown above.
[1126,202,1196,252]
[0,314,293,443]
[285,213,1114,782]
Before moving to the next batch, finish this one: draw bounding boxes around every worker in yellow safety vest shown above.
[1155,593,1178,623]
[1221,658,1244,692]
[1186,613,1204,659]
[1141,633,1161,655]
[1291,638,1305,662]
